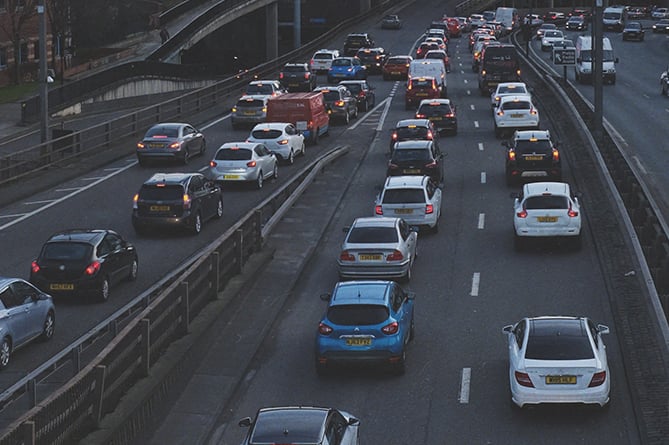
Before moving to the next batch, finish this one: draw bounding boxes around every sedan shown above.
[314,85,358,125]
[375,175,442,232]
[208,142,278,189]
[327,57,367,83]
[337,217,418,282]
[622,21,645,41]
[315,280,415,374]
[135,122,206,166]
[0,277,55,369]
[541,30,565,52]
[565,16,587,31]
[653,19,669,33]
[382,55,413,80]
[246,122,305,164]
[503,316,610,408]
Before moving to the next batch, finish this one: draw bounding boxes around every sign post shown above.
[552,47,576,82]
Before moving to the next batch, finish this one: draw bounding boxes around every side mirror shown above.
[407,292,416,300]
[238,417,252,427]
[502,325,513,334]
[575,191,583,199]
[319,293,331,301]
[597,324,610,335]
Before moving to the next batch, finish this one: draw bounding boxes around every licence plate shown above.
[224,174,240,179]
[150,205,170,212]
[537,216,558,223]
[50,283,74,291]
[391,71,400,75]
[243,111,256,115]
[394,208,414,214]
[289,83,299,87]
[335,73,345,77]
[148,143,163,148]
[346,338,372,346]
[524,156,543,161]
[430,117,442,121]
[416,93,428,96]
[511,113,524,118]
[546,375,576,384]
[403,169,421,174]
[359,254,383,261]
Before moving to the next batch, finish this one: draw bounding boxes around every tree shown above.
[0,0,39,84]
[46,0,70,73]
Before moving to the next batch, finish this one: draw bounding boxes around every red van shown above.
[265,92,330,144]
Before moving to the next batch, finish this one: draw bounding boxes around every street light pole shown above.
[38,0,49,144]
[593,0,603,143]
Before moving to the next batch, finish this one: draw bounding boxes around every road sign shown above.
[553,48,576,66]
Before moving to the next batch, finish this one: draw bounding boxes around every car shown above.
[314,85,358,124]
[278,62,317,92]
[327,57,367,83]
[415,41,440,59]
[0,277,55,369]
[423,36,447,52]
[652,7,669,19]
[477,22,499,38]
[504,129,561,185]
[622,21,645,41]
[338,79,376,111]
[230,95,269,130]
[469,13,486,29]
[653,19,669,33]
[238,406,360,445]
[208,142,278,188]
[387,140,444,184]
[565,15,587,31]
[493,95,540,138]
[30,229,138,302]
[405,76,441,109]
[136,122,206,167]
[512,181,581,250]
[524,13,544,27]
[568,8,591,22]
[490,82,530,110]
[425,27,447,42]
[355,47,389,73]
[132,172,224,234]
[472,39,498,72]
[445,17,462,37]
[541,30,565,52]
[425,49,451,73]
[241,80,285,97]
[309,48,340,74]
[382,54,412,80]
[343,32,375,56]
[414,98,457,135]
[543,11,566,25]
[316,280,415,374]
[375,175,442,232]
[482,10,496,22]
[503,316,609,407]
[470,33,496,52]
[389,118,438,152]
[535,23,557,39]
[246,122,305,164]
[456,16,472,33]
[381,14,402,29]
[627,7,647,20]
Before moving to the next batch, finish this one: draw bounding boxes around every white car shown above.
[246,122,305,165]
[310,49,340,74]
[652,7,669,19]
[493,95,539,138]
[208,142,277,189]
[375,175,442,232]
[503,316,610,408]
[490,82,529,109]
[541,30,565,52]
[512,181,582,250]
[241,80,286,97]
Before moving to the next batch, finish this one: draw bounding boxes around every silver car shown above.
[338,217,418,282]
[0,277,55,369]
[136,122,206,166]
[231,95,270,130]
[375,175,442,232]
[208,142,278,189]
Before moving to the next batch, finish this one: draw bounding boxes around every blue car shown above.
[315,280,415,375]
[327,57,368,84]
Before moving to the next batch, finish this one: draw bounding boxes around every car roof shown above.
[352,216,399,227]
[248,80,280,86]
[523,182,570,197]
[528,316,586,337]
[331,280,393,306]
[0,277,22,290]
[384,175,430,188]
[314,49,338,54]
[237,95,270,102]
[339,80,365,85]
[251,122,292,130]
[46,229,109,244]
[252,406,329,442]
[496,82,527,90]
[396,118,432,127]
[143,172,199,186]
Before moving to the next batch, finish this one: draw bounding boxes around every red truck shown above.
[265,92,330,144]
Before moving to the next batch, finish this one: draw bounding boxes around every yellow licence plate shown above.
[346,338,372,346]
[243,111,256,115]
[148,143,164,148]
[546,375,576,384]
[394,209,414,214]
[430,117,442,120]
[50,283,74,290]
[359,254,383,261]
[149,205,170,211]
[391,71,400,75]
[403,169,421,174]
[511,113,524,118]
[416,93,428,96]
[537,216,558,223]
[224,174,240,179]
[524,156,543,161]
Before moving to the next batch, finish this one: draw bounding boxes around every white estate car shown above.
[503,316,610,408]
[541,30,565,52]
[490,82,529,110]
[310,49,341,73]
[375,175,442,232]
[512,181,582,250]
[246,122,305,165]
[494,95,539,138]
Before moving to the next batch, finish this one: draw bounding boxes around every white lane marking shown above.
[632,155,647,174]
[464,79,469,84]
[467,90,471,95]
[24,199,57,205]
[478,142,484,151]
[459,367,471,403]
[55,187,81,192]
[470,273,480,296]
[478,213,485,229]
[470,104,475,110]
[347,97,391,131]
[81,176,105,181]
[474,121,479,128]
[480,172,486,184]
[0,213,26,219]
[102,167,122,172]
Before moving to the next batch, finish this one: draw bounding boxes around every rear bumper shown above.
[337,261,410,279]
[132,211,194,230]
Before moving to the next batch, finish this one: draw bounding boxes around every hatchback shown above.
[622,21,645,41]
[230,95,269,130]
[0,277,55,369]
[405,76,441,109]
[316,280,415,374]
[381,14,402,29]
[382,55,413,80]
[541,30,565,52]
[355,47,389,73]
[425,49,451,73]
[504,129,561,184]
[389,118,438,152]
[388,140,444,185]
[314,85,358,124]
[136,122,206,166]
[375,175,442,232]
[494,95,540,138]
[565,15,587,31]
[279,63,316,92]
[415,99,458,135]
[338,217,418,282]
[343,33,375,56]
[338,80,376,111]
[327,57,367,83]
[246,122,305,164]
[415,41,440,59]
[30,229,138,302]
[208,142,278,188]
[241,80,285,97]
[490,82,529,110]
[309,49,340,73]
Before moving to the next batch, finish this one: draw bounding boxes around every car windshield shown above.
[236,99,263,108]
[392,148,431,162]
[418,104,452,115]
[251,129,283,139]
[145,126,178,138]
[502,100,531,110]
[347,226,398,243]
[524,195,569,210]
[245,85,273,95]
[387,57,409,65]
[327,304,389,325]
[251,410,324,443]
[382,189,426,204]
[627,23,641,29]
[320,90,341,101]
[139,184,183,200]
[282,65,306,72]
[498,85,527,94]
[314,53,333,60]
[341,83,361,94]
[544,31,562,38]
[332,59,352,67]
[410,79,434,89]
[215,148,253,160]
[42,242,92,260]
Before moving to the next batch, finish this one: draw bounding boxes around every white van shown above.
[495,7,519,35]
[603,6,626,32]
[408,59,447,96]
[574,35,618,84]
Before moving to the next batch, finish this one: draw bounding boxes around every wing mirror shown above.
[319,293,332,301]
[502,324,513,334]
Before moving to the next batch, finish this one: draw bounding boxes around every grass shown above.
[0,82,39,104]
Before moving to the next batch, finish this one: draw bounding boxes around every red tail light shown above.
[339,251,355,261]
[183,194,192,209]
[136,142,145,149]
[530,108,538,115]
[568,204,579,218]
[334,100,345,107]
[310,59,314,65]
[279,72,285,79]
[508,150,516,161]
[277,139,289,145]
[425,160,438,169]
[415,113,426,118]
[168,142,181,150]
[358,91,365,98]
[386,250,404,261]
[375,205,383,215]
[497,110,504,116]
[303,72,310,79]
[588,371,606,387]
[445,113,454,118]
[426,204,434,214]
[209,161,217,167]
[318,322,333,335]
[426,130,434,140]
[515,371,534,387]
[382,321,399,334]
[516,209,528,218]
[85,261,101,276]
[391,132,398,141]
[516,69,522,76]
[31,261,40,274]
[247,160,257,167]
[552,149,560,161]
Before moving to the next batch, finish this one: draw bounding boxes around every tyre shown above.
[272,163,279,179]
[312,129,319,145]
[0,338,10,370]
[40,311,55,341]
[214,199,224,218]
[352,106,358,120]
[299,142,306,156]
[192,212,203,234]
[127,257,139,281]
[256,172,264,189]
[98,277,110,302]
[287,150,294,165]
[393,350,406,375]
[182,150,190,165]
[362,100,369,112]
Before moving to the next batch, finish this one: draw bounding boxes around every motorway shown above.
[0,1,666,443]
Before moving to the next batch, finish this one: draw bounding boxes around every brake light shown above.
[426,204,434,214]
[133,193,139,209]
[382,321,399,335]
[137,142,145,149]
[497,110,504,116]
[335,100,345,107]
[515,371,534,387]
[445,112,454,118]
[588,371,606,387]
[358,91,365,98]
[339,251,355,261]
[31,261,40,274]
[168,142,181,150]
[277,139,289,145]
[318,322,333,335]
[391,132,398,141]
[210,161,218,168]
[552,149,560,161]
[375,205,383,215]
[427,130,434,140]
[247,160,257,167]
[530,108,538,115]
[231,106,237,113]
[279,72,284,79]
[386,250,404,261]
[516,68,522,76]
[303,72,310,79]
[425,160,438,169]
[481,69,487,77]
[415,113,426,118]
[508,150,516,161]
[516,209,528,218]
[310,58,314,65]
[407,83,413,90]
[85,261,101,276]
[183,194,192,209]
[568,204,579,218]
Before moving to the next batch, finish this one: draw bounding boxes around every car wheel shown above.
[288,150,295,165]
[98,277,110,302]
[299,142,306,156]
[362,100,369,112]
[0,338,10,369]
[40,311,55,341]
[353,106,358,119]
[313,129,319,145]
[272,163,279,179]
[182,150,190,165]
[215,198,224,219]
[192,212,202,234]
[127,257,139,281]
[256,172,264,189]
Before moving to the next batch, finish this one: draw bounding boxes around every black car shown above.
[132,173,223,235]
[381,14,402,29]
[565,16,587,31]
[136,122,206,167]
[389,118,438,153]
[314,85,358,124]
[387,140,444,185]
[278,62,317,92]
[338,80,376,111]
[504,130,562,185]
[343,33,375,56]
[623,21,645,40]
[30,229,138,302]
[415,98,458,135]
[355,47,389,73]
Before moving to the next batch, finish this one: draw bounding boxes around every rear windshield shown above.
[251,129,282,139]
[320,90,341,101]
[282,65,307,72]
[502,101,531,110]
[524,195,569,210]
[139,184,183,200]
[498,85,527,95]
[392,148,431,162]
[515,140,552,154]
[244,85,274,95]
[341,83,361,94]
[410,79,435,89]
[396,126,429,139]
[387,57,409,64]
[525,323,594,360]
[42,242,92,261]
[382,189,426,204]
[214,148,253,161]
[236,99,264,108]
[314,53,334,60]
[347,227,398,243]
[145,126,178,138]
[332,59,352,67]
[327,304,389,325]
[418,104,452,115]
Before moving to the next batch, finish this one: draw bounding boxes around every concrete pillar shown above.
[266,2,278,60]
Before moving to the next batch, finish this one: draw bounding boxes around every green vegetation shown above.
[0,82,38,104]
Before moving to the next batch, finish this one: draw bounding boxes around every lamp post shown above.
[593,0,603,143]
[38,0,49,144]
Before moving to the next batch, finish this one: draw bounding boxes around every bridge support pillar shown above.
[266,2,278,60]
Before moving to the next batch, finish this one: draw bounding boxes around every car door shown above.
[427,180,442,216]
[104,233,128,283]
[10,281,46,342]
[0,285,31,346]
[255,144,273,178]
[284,124,301,153]
[398,219,417,260]
[391,283,411,341]
[189,175,212,219]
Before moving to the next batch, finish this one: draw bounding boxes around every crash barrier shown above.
[2,0,402,189]
[0,145,348,445]
[454,0,501,16]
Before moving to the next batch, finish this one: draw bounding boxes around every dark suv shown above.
[278,63,317,92]
[30,229,138,302]
[355,47,389,73]
[387,140,444,185]
[314,85,358,124]
[132,173,223,235]
[504,130,562,185]
[343,33,375,56]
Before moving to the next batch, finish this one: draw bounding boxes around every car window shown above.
[254,145,267,157]
[426,181,436,198]
[502,101,531,110]
[0,287,20,309]
[342,83,361,94]
[184,126,196,135]
[396,127,429,139]
[399,219,410,240]
[410,78,435,89]
[245,84,273,95]
[392,148,431,162]
[514,320,525,349]
[215,148,252,161]
[145,126,178,138]
[320,90,341,101]
[382,189,426,204]
[282,65,307,72]
[524,195,569,210]
[42,242,92,260]
[347,227,398,243]
[514,140,551,154]
[588,319,599,348]
[327,304,389,325]
[251,129,283,140]
[391,285,404,312]
[332,59,352,67]
[97,238,112,257]
[236,99,264,108]
[139,184,183,200]
[106,233,122,251]
[285,125,296,135]
[314,53,334,60]
[419,104,452,115]
[9,281,38,305]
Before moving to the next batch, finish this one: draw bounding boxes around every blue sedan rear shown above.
[327,57,368,83]
[315,280,414,375]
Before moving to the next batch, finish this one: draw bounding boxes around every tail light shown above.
[375,205,383,215]
[334,100,345,107]
[347,67,353,73]
[137,142,145,149]
[497,109,504,116]
[514,371,534,387]
[247,160,257,167]
[516,69,522,76]
[445,112,454,118]
[279,72,285,79]
[427,130,434,140]
[530,108,538,115]
[481,69,487,77]
[262,106,267,112]
[168,141,181,150]
[568,204,579,218]
[382,321,399,334]
[588,371,606,387]
[552,149,560,161]
[425,160,438,169]
[308,120,314,129]
[318,322,333,335]
[231,106,237,113]
[405,63,410,68]
[31,261,40,274]
[85,261,101,276]
[386,250,404,261]
[303,72,310,79]
[133,193,139,209]
[508,150,516,161]
[407,82,413,90]
[277,139,289,145]
[183,193,192,209]
[310,59,314,66]
[358,92,365,98]
[391,132,398,141]
[209,160,217,168]
[516,209,528,218]
[339,251,355,261]
[426,204,434,214]
[415,113,426,118]
[388,163,399,170]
